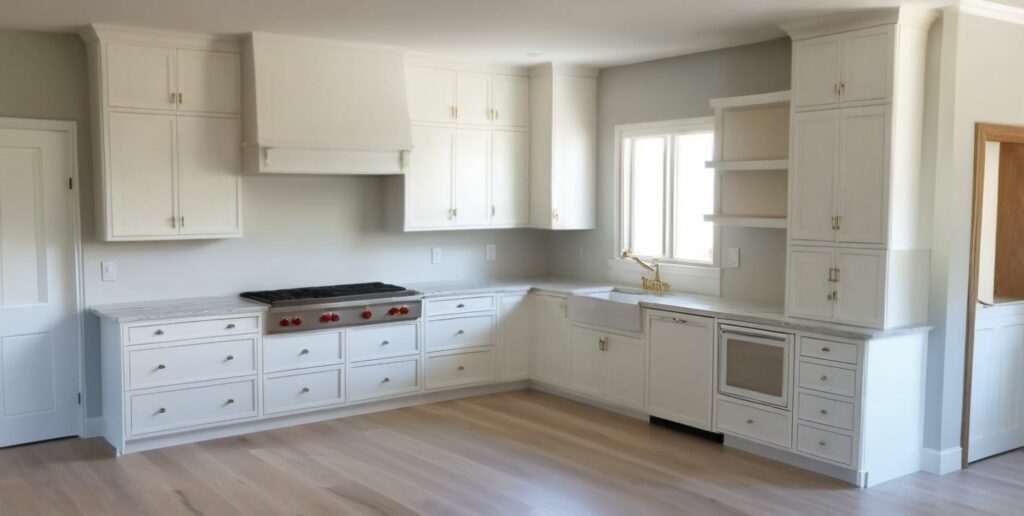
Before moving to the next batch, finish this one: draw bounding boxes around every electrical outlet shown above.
[727,247,740,268]
[101,260,118,281]
[485,244,496,262]
[431,247,442,264]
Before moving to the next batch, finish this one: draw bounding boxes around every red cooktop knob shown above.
[388,307,400,316]
[291,316,303,326]
[279,318,291,327]
[361,309,373,320]
[399,306,410,315]
[330,312,340,322]
[319,313,331,323]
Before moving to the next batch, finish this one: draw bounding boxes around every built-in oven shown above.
[717,324,793,409]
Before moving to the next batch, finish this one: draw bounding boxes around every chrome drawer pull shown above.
[456,303,466,308]
[746,419,754,424]
[225,355,234,361]
[301,387,310,394]
[456,329,465,335]
[225,399,235,405]
[382,340,390,346]
[821,347,831,353]
[156,364,166,370]
[671,317,688,324]
[154,329,165,336]
[458,365,465,371]
[382,377,391,383]
[226,323,236,329]
[820,375,828,382]
[820,409,828,415]
[819,441,827,447]
[157,408,167,414]
[299,348,310,355]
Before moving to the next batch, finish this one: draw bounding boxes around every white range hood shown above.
[241,33,413,175]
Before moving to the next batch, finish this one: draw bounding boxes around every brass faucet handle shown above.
[621,249,633,259]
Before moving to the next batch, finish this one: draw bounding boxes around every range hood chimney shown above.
[241,33,413,175]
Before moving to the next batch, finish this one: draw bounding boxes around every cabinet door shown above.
[406,126,454,229]
[792,35,841,109]
[604,334,645,410]
[790,110,839,242]
[498,294,530,380]
[453,129,491,226]
[532,295,567,386]
[177,117,241,236]
[834,248,885,327]
[567,326,605,398]
[491,75,529,127]
[841,27,892,105]
[107,112,178,237]
[177,49,241,115]
[105,43,177,111]
[456,72,492,125]
[837,106,888,244]
[491,130,530,226]
[787,247,834,321]
[647,314,714,430]
[406,66,457,123]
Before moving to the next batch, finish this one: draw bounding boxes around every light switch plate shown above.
[431,247,442,264]
[101,260,118,281]
[485,244,496,262]
[727,247,740,268]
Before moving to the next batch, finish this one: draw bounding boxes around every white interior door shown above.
[107,112,178,237]
[970,308,1024,462]
[453,128,491,226]
[491,130,529,226]
[406,125,454,229]
[0,121,80,447]
[790,110,838,242]
[105,42,177,111]
[176,49,241,115]
[177,116,241,236]
[837,106,888,245]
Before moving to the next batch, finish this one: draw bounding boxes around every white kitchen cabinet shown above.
[567,326,605,397]
[791,26,892,110]
[532,294,567,386]
[105,42,177,111]
[491,75,530,127]
[646,311,715,431]
[497,294,531,380]
[490,130,530,226]
[787,246,885,327]
[176,49,241,115]
[529,65,597,229]
[406,66,457,124]
[176,117,242,236]
[456,72,492,125]
[836,106,888,244]
[453,128,492,226]
[406,126,455,229]
[566,325,645,410]
[789,110,838,242]
[786,246,835,321]
[107,112,178,237]
[791,36,841,110]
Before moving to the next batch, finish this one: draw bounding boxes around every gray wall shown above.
[544,38,792,304]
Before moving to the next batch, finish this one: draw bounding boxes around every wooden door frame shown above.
[961,122,1024,468]
[0,117,85,438]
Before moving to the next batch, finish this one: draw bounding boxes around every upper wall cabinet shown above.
[82,25,243,241]
[406,66,529,128]
[791,26,892,110]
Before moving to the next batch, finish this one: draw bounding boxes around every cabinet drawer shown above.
[264,368,344,415]
[128,316,259,345]
[798,362,856,397]
[264,331,344,372]
[426,315,494,351]
[425,349,496,390]
[426,296,495,316]
[127,338,257,390]
[347,359,420,402]
[129,379,257,436]
[716,398,791,449]
[348,323,418,362]
[800,337,859,364]
[796,424,854,465]
[797,392,855,431]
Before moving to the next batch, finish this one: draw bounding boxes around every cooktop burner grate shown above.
[240,282,411,305]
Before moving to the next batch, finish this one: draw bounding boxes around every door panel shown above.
[456,72,491,125]
[406,66,456,124]
[792,36,841,109]
[105,43,177,111]
[453,128,491,226]
[491,130,529,226]
[841,27,892,105]
[787,247,834,321]
[0,125,79,447]
[177,117,241,236]
[491,75,529,127]
[532,295,566,386]
[107,112,178,237]
[604,334,645,409]
[647,315,714,430]
[790,110,838,242]
[498,294,530,380]
[177,49,241,115]
[834,249,885,327]
[567,327,604,398]
[406,125,454,228]
[838,106,888,244]
[970,316,1024,462]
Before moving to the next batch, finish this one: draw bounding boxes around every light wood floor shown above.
[2,390,1022,515]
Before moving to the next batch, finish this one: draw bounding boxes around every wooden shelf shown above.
[705,159,788,171]
[703,214,787,229]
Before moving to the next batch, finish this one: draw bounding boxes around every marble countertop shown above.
[90,296,268,323]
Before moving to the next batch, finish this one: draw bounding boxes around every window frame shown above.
[614,117,719,269]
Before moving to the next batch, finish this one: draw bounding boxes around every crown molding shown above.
[960,0,1024,25]
[781,6,939,41]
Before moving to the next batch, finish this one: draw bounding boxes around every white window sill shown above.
[606,258,721,279]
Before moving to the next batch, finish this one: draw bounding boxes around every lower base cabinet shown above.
[425,348,496,390]
[347,357,420,402]
[264,366,345,415]
[565,324,645,410]
[128,378,259,437]
[532,294,568,386]
[646,311,715,431]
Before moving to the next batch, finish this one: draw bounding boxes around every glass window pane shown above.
[673,131,714,263]
[630,137,666,257]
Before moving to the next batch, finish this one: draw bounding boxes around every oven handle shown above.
[719,326,789,342]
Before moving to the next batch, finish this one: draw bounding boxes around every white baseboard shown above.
[725,435,865,487]
[530,381,649,420]
[921,446,962,475]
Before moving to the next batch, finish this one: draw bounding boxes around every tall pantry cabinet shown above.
[82,25,243,241]
[782,8,936,329]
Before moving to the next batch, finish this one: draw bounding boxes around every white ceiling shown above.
[3,0,951,67]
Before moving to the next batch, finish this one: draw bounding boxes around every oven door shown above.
[717,324,792,409]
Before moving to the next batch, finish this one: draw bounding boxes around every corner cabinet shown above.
[82,25,243,241]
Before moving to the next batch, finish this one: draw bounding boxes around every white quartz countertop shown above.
[90,296,268,323]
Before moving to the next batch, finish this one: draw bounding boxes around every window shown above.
[618,118,716,265]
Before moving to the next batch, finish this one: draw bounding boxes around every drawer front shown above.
[426,315,494,351]
[798,362,857,397]
[265,368,344,414]
[716,398,791,448]
[129,379,257,436]
[347,359,419,402]
[800,337,859,364]
[797,392,855,430]
[264,331,344,372]
[128,316,259,345]
[127,338,257,390]
[348,323,418,362]
[797,424,854,465]
[425,349,496,390]
[426,296,495,316]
